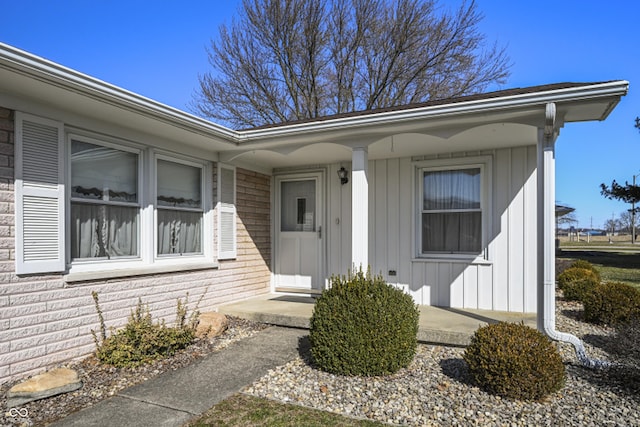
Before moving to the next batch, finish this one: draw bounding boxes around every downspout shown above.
[537,102,609,369]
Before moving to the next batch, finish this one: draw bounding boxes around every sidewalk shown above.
[51,327,308,427]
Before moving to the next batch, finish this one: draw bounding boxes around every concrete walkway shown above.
[51,327,308,427]
[219,294,536,346]
[51,295,535,426]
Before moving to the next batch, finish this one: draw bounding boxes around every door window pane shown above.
[281,180,315,231]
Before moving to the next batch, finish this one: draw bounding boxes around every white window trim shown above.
[65,135,215,276]
[413,155,492,262]
[66,134,143,271]
[153,151,214,264]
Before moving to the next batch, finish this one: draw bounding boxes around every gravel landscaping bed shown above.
[2,298,638,427]
[0,316,268,426]
[244,299,640,426]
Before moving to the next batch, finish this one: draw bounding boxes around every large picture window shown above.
[156,159,203,255]
[421,167,482,254]
[70,140,140,259]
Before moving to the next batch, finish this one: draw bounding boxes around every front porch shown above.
[219,294,536,346]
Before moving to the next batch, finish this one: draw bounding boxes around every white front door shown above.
[275,173,324,291]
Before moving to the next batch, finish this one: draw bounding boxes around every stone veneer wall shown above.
[0,107,272,384]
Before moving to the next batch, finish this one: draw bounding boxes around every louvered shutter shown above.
[15,112,65,274]
[217,165,236,259]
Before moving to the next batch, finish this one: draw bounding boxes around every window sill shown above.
[64,261,219,284]
[412,256,492,265]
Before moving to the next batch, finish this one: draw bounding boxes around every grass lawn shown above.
[557,250,640,290]
[186,393,385,427]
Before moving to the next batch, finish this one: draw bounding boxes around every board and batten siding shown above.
[327,146,537,313]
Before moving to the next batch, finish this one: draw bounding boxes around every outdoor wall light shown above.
[337,167,349,185]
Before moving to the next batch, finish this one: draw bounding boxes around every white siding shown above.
[327,146,538,313]
[327,163,351,278]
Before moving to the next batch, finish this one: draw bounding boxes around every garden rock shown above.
[7,368,82,407]
[196,312,229,338]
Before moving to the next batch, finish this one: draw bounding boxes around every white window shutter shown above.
[217,164,236,259]
[15,112,65,274]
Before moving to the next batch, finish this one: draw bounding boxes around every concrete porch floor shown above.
[219,293,537,346]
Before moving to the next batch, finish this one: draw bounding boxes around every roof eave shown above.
[0,43,240,145]
[236,80,629,144]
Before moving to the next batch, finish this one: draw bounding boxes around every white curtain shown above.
[157,160,201,208]
[157,210,202,255]
[422,212,481,252]
[71,204,138,259]
[422,169,481,253]
[71,141,138,203]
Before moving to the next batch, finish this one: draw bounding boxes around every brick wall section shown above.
[0,108,14,275]
[0,108,273,385]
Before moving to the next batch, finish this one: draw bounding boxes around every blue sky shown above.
[2,1,638,229]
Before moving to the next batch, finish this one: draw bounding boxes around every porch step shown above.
[275,287,322,295]
[219,294,537,347]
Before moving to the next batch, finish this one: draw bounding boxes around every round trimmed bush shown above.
[583,282,640,325]
[570,260,601,281]
[309,269,419,376]
[463,322,565,401]
[557,267,600,302]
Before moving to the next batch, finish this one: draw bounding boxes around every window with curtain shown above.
[421,167,482,254]
[156,159,203,255]
[70,140,139,259]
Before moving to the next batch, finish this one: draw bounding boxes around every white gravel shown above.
[244,299,640,426]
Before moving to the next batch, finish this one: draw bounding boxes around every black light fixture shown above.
[337,166,349,185]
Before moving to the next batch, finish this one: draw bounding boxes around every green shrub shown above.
[609,318,640,369]
[558,270,600,301]
[583,282,640,325]
[309,268,419,376]
[463,322,565,401]
[570,259,601,280]
[91,292,200,368]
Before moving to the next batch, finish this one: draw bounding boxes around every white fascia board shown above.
[0,43,240,145]
[236,81,629,145]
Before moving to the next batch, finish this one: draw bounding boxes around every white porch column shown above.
[351,147,368,269]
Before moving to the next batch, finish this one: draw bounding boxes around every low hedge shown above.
[582,282,640,325]
[557,267,600,302]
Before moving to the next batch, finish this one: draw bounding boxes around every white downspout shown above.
[537,102,609,369]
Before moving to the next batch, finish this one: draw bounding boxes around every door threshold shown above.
[275,287,323,295]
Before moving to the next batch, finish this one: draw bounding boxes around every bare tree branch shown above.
[193,0,511,129]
